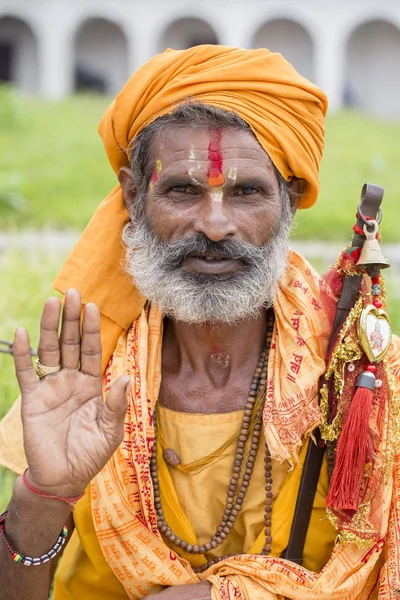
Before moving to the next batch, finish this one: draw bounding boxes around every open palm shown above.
[12,289,129,498]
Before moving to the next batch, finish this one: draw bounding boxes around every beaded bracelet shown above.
[0,511,68,566]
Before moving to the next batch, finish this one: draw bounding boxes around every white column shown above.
[129,26,155,74]
[37,13,74,100]
[125,5,171,75]
[213,4,251,47]
[314,24,345,113]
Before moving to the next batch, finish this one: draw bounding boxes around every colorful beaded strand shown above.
[0,511,68,567]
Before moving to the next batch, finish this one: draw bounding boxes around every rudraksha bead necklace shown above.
[150,310,275,572]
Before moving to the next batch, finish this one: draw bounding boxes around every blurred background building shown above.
[0,0,399,118]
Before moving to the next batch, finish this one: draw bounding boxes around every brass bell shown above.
[356,221,390,270]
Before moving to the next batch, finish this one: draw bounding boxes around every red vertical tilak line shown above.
[207,129,225,186]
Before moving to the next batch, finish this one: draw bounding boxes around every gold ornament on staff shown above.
[357,305,392,365]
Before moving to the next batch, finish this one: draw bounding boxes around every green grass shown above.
[295,110,400,242]
[0,88,399,241]
[0,89,114,231]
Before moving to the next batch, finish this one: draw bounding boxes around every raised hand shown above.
[12,289,129,498]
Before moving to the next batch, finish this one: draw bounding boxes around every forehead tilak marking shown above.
[149,159,163,189]
[207,129,225,187]
[188,145,201,185]
[211,188,223,203]
[189,146,197,161]
[228,165,237,183]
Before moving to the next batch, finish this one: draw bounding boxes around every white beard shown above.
[122,212,292,325]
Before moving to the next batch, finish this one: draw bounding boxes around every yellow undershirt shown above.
[158,405,288,559]
[157,405,336,573]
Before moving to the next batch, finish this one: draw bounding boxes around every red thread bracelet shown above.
[22,470,85,510]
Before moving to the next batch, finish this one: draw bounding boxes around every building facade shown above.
[0,0,399,118]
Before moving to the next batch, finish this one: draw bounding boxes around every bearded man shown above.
[1,46,399,600]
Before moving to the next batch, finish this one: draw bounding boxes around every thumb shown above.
[105,374,130,416]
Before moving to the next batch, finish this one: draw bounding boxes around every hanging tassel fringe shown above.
[326,369,375,515]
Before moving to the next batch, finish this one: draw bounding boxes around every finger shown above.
[60,289,82,370]
[101,375,130,433]
[80,303,102,378]
[105,375,130,415]
[13,328,37,392]
[37,297,61,367]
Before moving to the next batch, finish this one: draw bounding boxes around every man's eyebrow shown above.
[155,175,204,188]
[227,176,277,189]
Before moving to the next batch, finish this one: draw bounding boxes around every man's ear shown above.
[118,167,137,215]
[288,177,307,213]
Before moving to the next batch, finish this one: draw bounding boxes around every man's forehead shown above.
[153,126,273,166]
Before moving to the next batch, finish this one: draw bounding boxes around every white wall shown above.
[0,0,400,118]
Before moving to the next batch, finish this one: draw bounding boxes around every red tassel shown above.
[326,371,375,515]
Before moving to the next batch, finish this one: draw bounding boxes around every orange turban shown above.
[100,45,327,208]
[54,45,328,366]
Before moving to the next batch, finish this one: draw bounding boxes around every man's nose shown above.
[193,192,237,242]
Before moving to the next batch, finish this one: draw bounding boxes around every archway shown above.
[74,17,128,94]
[159,17,218,52]
[0,16,39,92]
[252,19,314,81]
[345,19,400,118]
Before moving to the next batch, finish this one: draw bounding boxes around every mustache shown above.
[122,214,291,324]
[152,233,267,267]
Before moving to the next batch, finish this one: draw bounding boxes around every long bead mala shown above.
[150,310,275,572]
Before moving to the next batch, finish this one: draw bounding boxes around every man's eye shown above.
[237,186,258,196]
[170,185,195,194]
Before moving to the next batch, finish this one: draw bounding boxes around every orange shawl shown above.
[88,252,400,599]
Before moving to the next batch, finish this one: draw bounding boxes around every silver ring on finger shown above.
[35,359,61,380]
